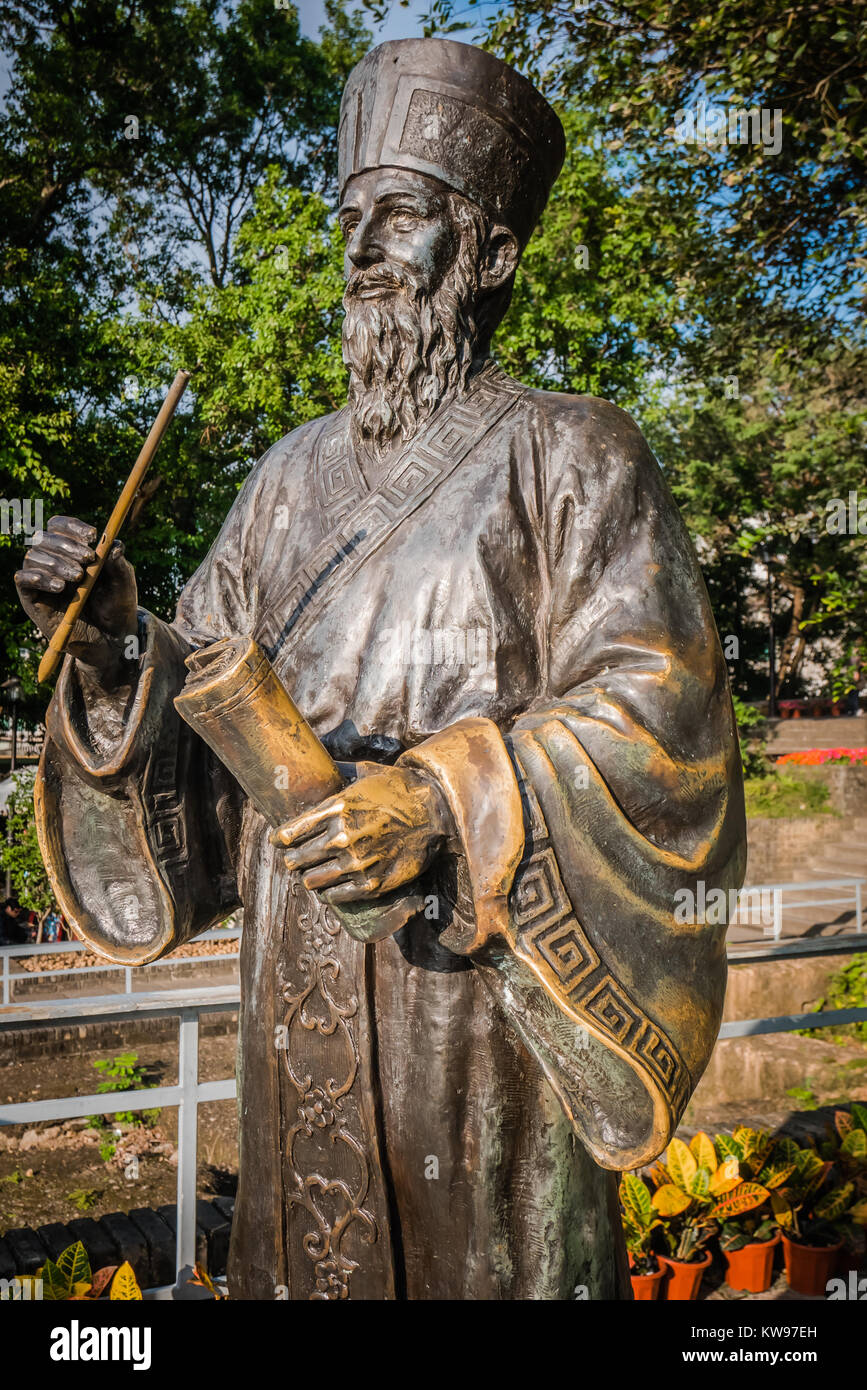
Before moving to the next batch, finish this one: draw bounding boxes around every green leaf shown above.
[666,1137,697,1191]
[715,1134,744,1164]
[689,1166,712,1199]
[689,1132,717,1173]
[620,1173,653,1223]
[39,1258,71,1300]
[56,1242,92,1289]
[851,1104,867,1134]
[841,1130,867,1160]
[814,1183,854,1221]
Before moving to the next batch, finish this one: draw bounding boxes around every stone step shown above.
[765,716,867,752]
[0,1196,234,1289]
[693,1032,867,1112]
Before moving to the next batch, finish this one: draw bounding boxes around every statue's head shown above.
[338,38,565,453]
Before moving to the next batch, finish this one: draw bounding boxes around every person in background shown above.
[1,898,24,945]
[41,906,64,942]
[18,906,38,943]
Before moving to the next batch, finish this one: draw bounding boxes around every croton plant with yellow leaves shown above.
[770,1109,867,1248]
[648,1130,772,1263]
[620,1120,867,1268]
[621,1129,768,1268]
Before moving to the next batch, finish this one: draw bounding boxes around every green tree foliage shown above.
[414,0,867,699]
[171,173,349,460]
[427,0,866,317]
[0,767,52,915]
[1,0,864,709]
[0,0,368,690]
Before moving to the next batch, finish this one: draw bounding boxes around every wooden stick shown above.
[37,369,192,684]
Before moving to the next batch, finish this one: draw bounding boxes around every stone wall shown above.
[745,814,840,884]
[691,948,867,1114]
[789,764,867,815]
[722,951,842,1022]
[744,764,867,884]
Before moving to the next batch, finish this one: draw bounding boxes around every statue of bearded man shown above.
[17,39,745,1300]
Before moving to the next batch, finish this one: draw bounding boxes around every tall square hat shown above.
[339,38,566,249]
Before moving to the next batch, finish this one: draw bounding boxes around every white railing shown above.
[0,925,241,1006]
[0,984,239,1290]
[729,876,864,942]
[0,730,44,761]
[1,937,866,1293]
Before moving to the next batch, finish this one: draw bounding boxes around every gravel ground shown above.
[11,937,239,973]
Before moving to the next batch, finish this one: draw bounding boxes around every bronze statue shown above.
[15,38,746,1300]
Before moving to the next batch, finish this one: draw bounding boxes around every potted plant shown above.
[650,1133,768,1300]
[819,1107,867,1273]
[713,1127,793,1293]
[770,1141,858,1295]
[719,1213,780,1292]
[620,1174,665,1299]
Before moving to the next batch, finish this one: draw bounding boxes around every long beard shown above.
[342,258,479,455]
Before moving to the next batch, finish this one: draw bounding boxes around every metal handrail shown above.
[0,985,239,1285]
[0,926,241,1005]
[0,933,865,1291]
[729,875,864,940]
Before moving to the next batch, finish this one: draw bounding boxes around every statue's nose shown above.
[346,215,381,270]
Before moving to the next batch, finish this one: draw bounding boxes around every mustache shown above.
[344,261,423,301]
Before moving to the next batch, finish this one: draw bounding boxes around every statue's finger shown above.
[22,550,83,584]
[297,858,346,890]
[280,830,336,871]
[29,531,96,566]
[318,875,382,904]
[15,567,65,593]
[272,799,345,845]
[47,516,98,544]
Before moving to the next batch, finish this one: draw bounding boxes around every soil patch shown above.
[0,1032,237,1234]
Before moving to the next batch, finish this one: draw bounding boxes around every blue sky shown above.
[298,0,436,42]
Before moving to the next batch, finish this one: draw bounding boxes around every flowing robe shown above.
[35,361,746,1300]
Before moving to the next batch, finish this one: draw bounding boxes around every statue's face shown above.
[338,168,459,295]
[339,165,514,455]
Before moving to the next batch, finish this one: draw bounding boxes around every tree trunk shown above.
[775,582,813,695]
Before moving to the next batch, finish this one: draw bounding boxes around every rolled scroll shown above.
[173,634,344,826]
[175,634,421,941]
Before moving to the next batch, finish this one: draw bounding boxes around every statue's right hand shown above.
[15,516,139,674]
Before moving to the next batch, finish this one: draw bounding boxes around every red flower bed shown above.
[777,748,867,766]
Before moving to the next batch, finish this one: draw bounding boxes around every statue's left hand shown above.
[272,766,454,905]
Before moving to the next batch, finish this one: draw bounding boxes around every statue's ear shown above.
[479,224,520,291]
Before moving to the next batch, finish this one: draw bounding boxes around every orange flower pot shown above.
[723,1229,780,1293]
[629,1264,666,1300]
[781,1233,843,1297]
[658,1249,712,1301]
[837,1243,866,1278]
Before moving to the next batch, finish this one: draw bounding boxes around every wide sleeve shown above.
[400,398,747,1170]
[33,441,284,965]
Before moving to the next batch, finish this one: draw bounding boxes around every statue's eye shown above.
[388,209,421,232]
[340,217,359,242]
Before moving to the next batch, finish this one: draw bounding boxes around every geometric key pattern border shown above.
[257,365,524,657]
[509,754,691,1123]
